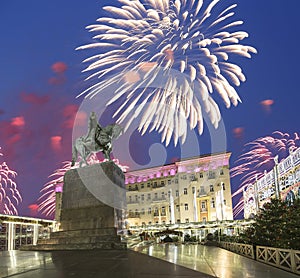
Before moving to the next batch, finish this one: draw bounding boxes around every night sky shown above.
[0,0,299,218]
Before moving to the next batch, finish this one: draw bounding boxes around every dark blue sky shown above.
[0,0,299,217]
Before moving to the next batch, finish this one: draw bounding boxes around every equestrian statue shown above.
[71,112,123,167]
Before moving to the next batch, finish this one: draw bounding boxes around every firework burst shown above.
[38,157,129,218]
[0,148,22,215]
[77,0,256,146]
[231,131,300,217]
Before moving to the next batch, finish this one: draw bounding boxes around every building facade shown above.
[0,214,55,251]
[244,147,300,219]
[125,152,233,227]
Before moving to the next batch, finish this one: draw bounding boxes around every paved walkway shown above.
[138,244,299,278]
[0,244,298,277]
[0,249,211,278]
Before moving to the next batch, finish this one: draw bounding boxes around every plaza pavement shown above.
[0,244,298,278]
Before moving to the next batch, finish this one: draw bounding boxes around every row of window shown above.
[128,183,226,202]
[127,169,226,190]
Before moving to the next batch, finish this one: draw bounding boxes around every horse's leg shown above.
[71,143,78,166]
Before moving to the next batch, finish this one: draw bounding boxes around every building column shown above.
[33,224,39,245]
[193,188,198,222]
[169,190,175,224]
[273,156,281,199]
[7,222,15,251]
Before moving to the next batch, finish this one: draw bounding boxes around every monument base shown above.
[22,161,126,251]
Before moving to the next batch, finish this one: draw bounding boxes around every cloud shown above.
[48,76,66,85]
[233,127,244,139]
[260,99,274,113]
[51,62,67,74]
[21,92,50,105]
[11,116,25,128]
[50,136,62,152]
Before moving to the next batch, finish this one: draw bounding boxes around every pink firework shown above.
[38,156,129,218]
[231,131,300,217]
[0,148,22,215]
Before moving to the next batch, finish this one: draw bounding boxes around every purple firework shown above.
[0,148,22,215]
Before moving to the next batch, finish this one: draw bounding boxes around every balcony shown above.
[128,213,140,218]
[152,197,167,202]
[128,187,138,191]
[127,200,139,205]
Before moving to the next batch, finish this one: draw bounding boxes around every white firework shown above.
[77,0,257,146]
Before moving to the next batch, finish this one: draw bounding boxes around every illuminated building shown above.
[0,214,55,251]
[244,147,300,219]
[125,152,233,227]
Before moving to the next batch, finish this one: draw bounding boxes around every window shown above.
[129,185,132,190]
[161,180,165,186]
[141,194,144,201]
[182,175,187,180]
[185,218,189,223]
[135,209,139,216]
[211,198,215,208]
[184,188,188,195]
[202,217,206,223]
[154,193,158,199]
[176,190,179,197]
[201,201,206,209]
[220,169,224,175]
[141,208,145,215]
[177,219,180,223]
[148,208,152,214]
[175,178,178,184]
[161,192,165,199]
[141,183,144,188]
[154,207,159,216]
[153,181,157,187]
[169,205,171,212]
[192,187,195,194]
[224,200,226,205]
[208,171,215,179]
[222,182,225,190]
[147,182,151,188]
[168,179,171,185]
[135,195,138,202]
[176,205,180,212]
[210,185,214,192]
[199,172,203,178]
[161,206,166,216]
[148,221,152,224]
[168,191,171,198]
[129,196,132,202]
[147,193,151,200]
[184,203,189,211]
[190,174,196,181]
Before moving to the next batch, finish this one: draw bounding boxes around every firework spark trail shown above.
[0,148,22,215]
[231,131,300,217]
[77,0,256,146]
[38,157,129,218]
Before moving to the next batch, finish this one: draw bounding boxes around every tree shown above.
[240,198,300,249]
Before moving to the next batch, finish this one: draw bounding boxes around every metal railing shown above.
[219,242,300,275]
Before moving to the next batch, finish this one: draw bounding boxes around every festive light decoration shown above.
[77,0,256,146]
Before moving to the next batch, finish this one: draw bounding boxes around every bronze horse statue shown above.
[71,112,123,167]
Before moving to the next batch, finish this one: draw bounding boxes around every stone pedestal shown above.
[23,161,127,250]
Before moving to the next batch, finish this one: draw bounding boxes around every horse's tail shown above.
[71,142,77,166]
